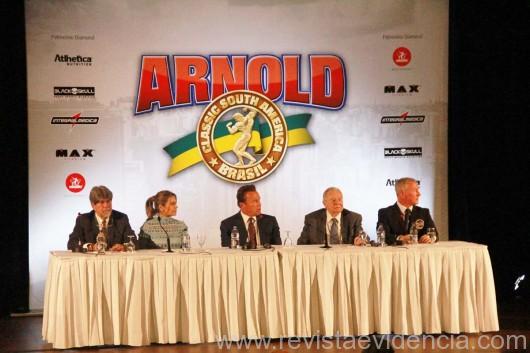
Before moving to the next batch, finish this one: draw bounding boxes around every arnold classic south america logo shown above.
[134,54,347,183]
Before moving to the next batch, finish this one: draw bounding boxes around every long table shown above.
[42,241,499,348]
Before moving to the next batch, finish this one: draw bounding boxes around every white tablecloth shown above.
[42,242,499,348]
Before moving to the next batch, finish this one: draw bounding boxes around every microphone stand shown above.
[321,231,331,249]
[158,216,173,253]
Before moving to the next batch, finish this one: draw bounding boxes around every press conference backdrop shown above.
[26,0,448,310]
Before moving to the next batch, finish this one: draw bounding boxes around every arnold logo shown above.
[384,85,420,94]
[56,149,94,158]
[135,54,346,113]
[381,112,425,124]
[384,147,422,157]
[51,113,99,126]
[54,87,95,96]
[54,54,92,66]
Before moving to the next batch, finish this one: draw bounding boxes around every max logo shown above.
[135,54,346,114]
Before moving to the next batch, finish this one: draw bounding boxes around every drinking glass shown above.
[359,230,368,246]
[283,230,293,246]
[196,233,206,248]
[427,228,437,243]
[182,234,191,252]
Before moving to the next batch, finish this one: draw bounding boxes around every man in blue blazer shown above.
[297,187,364,245]
[67,185,135,251]
[377,177,437,245]
[220,184,281,248]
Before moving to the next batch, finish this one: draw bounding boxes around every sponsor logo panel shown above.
[384,147,422,158]
[54,86,95,97]
[65,173,86,193]
[381,112,425,124]
[51,113,99,126]
[54,54,92,66]
[56,149,94,159]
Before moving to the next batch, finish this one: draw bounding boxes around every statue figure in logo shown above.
[226,108,258,166]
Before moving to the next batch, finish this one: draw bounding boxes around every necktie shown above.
[248,218,257,249]
[330,218,340,244]
[404,209,411,233]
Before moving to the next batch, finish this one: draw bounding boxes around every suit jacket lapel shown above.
[90,212,99,242]
[318,210,327,243]
[236,213,248,244]
[392,203,406,234]
[340,210,348,242]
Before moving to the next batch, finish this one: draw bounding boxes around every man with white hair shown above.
[297,187,363,245]
[377,177,437,245]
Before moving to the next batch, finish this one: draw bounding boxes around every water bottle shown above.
[410,224,418,244]
[376,224,386,247]
[96,231,107,254]
[230,226,239,249]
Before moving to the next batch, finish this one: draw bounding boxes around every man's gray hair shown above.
[323,186,342,200]
[394,177,417,194]
[89,185,113,204]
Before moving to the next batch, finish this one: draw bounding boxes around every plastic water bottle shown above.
[230,226,239,249]
[410,225,418,244]
[376,224,386,247]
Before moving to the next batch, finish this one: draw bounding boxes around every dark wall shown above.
[0,1,29,316]
[449,1,530,300]
[0,1,529,316]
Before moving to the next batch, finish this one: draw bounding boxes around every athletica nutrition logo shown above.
[384,147,422,157]
[386,178,421,186]
[56,149,94,159]
[54,87,95,97]
[54,54,92,66]
[381,112,425,124]
[393,47,412,67]
[384,85,420,94]
[51,113,99,126]
[65,173,86,193]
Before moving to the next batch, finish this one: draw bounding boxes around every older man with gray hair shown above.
[297,187,363,245]
[67,185,135,252]
[377,177,437,245]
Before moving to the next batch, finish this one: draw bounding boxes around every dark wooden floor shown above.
[1,300,529,353]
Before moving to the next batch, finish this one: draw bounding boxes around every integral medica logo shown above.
[134,54,346,112]
[65,173,85,193]
[392,47,412,67]
[54,54,92,66]
[381,112,425,124]
[51,113,99,126]
[384,147,422,157]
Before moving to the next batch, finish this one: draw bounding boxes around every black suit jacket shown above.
[297,208,363,245]
[377,203,436,245]
[220,212,281,247]
[67,210,135,250]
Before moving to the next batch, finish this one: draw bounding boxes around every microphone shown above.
[321,227,331,249]
[158,216,173,253]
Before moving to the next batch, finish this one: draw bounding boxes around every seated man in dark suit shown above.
[297,187,364,245]
[220,184,281,248]
[377,177,437,245]
[67,185,135,251]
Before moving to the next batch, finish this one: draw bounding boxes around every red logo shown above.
[65,173,86,193]
[392,47,412,67]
